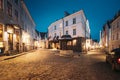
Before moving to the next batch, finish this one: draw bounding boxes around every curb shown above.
[3,52,26,60]
[0,50,36,61]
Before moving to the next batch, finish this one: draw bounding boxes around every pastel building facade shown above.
[110,11,120,51]
[35,30,48,49]
[100,10,120,52]
[0,0,36,54]
[48,10,90,52]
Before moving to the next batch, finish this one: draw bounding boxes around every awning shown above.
[60,35,72,41]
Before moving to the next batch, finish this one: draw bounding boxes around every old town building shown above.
[100,21,111,50]
[110,11,120,51]
[0,0,36,54]
[48,10,90,52]
[35,30,48,49]
[100,10,120,52]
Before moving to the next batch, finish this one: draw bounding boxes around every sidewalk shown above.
[0,50,36,61]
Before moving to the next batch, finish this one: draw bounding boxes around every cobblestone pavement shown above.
[0,49,120,80]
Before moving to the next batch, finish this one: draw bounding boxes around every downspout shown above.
[62,18,64,35]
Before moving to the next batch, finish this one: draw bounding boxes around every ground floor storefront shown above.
[48,37,86,52]
[0,23,37,55]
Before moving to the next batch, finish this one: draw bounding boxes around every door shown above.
[8,33,13,50]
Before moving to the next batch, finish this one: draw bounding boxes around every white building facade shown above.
[0,0,36,54]
[48,10,90,52]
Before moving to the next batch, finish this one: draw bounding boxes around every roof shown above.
[35,30,39,36]
[48,10,86,29]
[111,10,120,23]
[40,32,47,40]
[21,0,36,26]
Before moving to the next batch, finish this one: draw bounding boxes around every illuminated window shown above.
[15,30,19,42]
[7,26,14,34]
[0,24,3,41]
[67,41,71,46]
[73,39,76,46]
[7,1,12,17]
[0,0,3,10]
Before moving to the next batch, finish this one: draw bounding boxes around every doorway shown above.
[8,33,13,50]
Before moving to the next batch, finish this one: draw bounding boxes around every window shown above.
[66,21,68,26]
[15,9,18,21]
[116,33,119,40]
[73,39,76,45]
[67,41,71,46]
[54,26,56,30]
[112,26,114,30]
[7,1,12,17]
[15,0,18,5]
[73,29,76,35]
[113,35,114,40]
[112,45,114,50]
[119,32,120,39]
[0,24,3,41]
[54,33,56,37]
[66,30,68,35]
[73,18,76,24]
[60,32,61,37]
[117,22,119,28]
[119,22,120,28]
[112,25,115,30]
[0,0,3,10]
[60,23,62,28]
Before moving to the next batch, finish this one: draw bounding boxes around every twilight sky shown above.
[24,0,120,41]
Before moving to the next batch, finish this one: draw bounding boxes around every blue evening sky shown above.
[24,0,120,41]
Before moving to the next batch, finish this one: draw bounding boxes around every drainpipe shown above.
[85,21,87,52]
[62,18,64,35]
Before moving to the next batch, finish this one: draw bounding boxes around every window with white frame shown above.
[73,29,76,35]
[66,21,68,26]
[73,18,76,24]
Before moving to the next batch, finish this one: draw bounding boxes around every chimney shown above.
[64,11,70,17]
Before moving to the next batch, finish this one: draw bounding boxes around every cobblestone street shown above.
[0,49,120,80]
